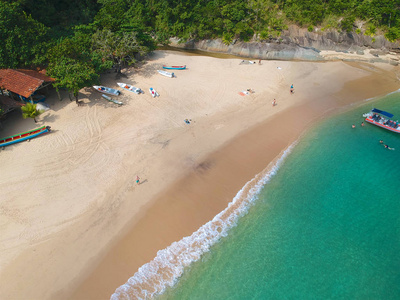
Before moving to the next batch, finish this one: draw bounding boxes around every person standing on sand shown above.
[272,99,276,106]
[290,84,294,94]
[136,176,140,185]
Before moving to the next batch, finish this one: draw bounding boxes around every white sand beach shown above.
[0,50,399,299]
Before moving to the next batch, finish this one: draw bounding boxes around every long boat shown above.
[117,82,143,94]
[162,65,186,70]
[0,126,51,147]
[363,108,400,133]
[102,94,123,105]
[157,70,174,78]
[93,85,121,96]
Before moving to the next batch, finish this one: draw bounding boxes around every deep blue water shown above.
[159,92,400,300]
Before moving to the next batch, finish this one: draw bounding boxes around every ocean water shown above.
[112,92,400,300]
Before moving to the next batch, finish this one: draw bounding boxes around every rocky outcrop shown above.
[169,25,400,64]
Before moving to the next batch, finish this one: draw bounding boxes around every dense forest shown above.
[1,0,400,100]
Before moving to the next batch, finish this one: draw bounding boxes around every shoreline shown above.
[70,60,400,298]
[0,51,399,300]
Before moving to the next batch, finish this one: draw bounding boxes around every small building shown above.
[0,69,56,104]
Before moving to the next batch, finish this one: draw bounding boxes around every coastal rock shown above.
[169,25,400,64]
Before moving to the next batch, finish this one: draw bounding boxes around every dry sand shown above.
[0,50,399,300]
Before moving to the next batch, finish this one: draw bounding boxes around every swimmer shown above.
[384,144,395,150]
[352,124,355,128]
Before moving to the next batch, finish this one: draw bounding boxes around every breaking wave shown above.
[111,142,297,300]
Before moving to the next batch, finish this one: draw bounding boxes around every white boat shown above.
[239,60,256,65]
[157,70,174,78]
[102,94,123,105]
[93,85,121,96]
[149,87,159,98]
[363,108,400,133]
[117,82,143,94]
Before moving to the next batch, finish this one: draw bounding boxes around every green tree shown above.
[47,35,101,103]
[0,1,49,68]
[21,102,43,123]
[92,29,151,73]
[49,58,99,103]
[385,27,400,42]
[341,15,356,32]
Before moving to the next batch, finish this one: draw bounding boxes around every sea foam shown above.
[111,142,297,300]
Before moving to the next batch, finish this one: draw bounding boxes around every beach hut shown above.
[0,69,56,104]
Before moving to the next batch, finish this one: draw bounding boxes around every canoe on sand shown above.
[149,87,160,98]
[102,94,123,105]
[157,70,174,78]
[0,126,51,147]
[93,85,121,96]
[162,65,186,70]
[117,82,143,94]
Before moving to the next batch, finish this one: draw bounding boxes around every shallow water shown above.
[157,92,400,299]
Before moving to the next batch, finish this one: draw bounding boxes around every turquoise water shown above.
[158,93,400,299]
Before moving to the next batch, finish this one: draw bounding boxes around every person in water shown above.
[384,144,394,150]
[352,124,355,128]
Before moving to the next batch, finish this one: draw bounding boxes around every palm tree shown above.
[21,102,43,123]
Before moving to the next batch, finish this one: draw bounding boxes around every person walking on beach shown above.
[272,99,276,106]
[136,176,140,185]
[290,84,294,94]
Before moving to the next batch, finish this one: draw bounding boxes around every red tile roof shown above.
[0,69,55,98]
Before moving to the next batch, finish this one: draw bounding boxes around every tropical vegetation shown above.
[21,102,43,123]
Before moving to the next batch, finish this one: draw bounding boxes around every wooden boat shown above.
[102,94,123,105]
[162,65,186,70]
[0,126,51,148]
[93,85,121,96]
[117,82,143,94]
[149,87,159,98]
[363,108,400,133]
[157,70,174,78]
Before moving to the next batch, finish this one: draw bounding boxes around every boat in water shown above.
[93,85,121,96]
[157,70,174,78]
[0,126,51,148]
[162,65,186,70]
[363,108,400,133]
[117,83,143,94]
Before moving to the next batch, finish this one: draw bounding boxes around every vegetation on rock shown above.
[1,0,399,71]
